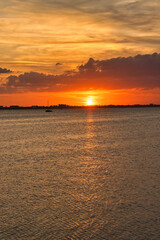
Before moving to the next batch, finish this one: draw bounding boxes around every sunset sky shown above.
[0,0,160,106]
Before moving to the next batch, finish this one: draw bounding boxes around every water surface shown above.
[0,108,160,239]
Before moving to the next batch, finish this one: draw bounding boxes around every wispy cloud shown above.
[0,0,159,73]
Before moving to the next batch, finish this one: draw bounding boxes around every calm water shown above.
[0,108,160,240]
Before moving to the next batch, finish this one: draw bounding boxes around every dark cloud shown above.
[77,53,160,89]
[0,67,12,74]
[55,62,62,66]
[2,72,62,93]
[0,53,160,93]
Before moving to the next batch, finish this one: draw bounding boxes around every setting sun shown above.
[86,97,94,106]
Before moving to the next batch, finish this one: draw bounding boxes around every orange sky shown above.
[1,88,160,107]
[0,0,160,106]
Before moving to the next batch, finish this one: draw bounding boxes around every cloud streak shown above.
[0,0,160,73]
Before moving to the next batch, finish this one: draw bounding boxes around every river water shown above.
[0,108,160,239]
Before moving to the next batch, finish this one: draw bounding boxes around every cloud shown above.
[77,53,160,89]
[0,67,12,74]
[0,0,160,74]
[0,53,160,94]
[55,62,62,66]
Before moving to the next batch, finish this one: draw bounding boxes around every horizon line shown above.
[0,103,160,109]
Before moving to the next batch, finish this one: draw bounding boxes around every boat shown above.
[45,109,52,112]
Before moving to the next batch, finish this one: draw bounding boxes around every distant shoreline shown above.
[0,104,160,110]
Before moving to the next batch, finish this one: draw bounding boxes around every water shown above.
[0,108,160,240]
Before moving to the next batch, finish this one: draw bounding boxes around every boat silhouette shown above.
[45,109,52,112]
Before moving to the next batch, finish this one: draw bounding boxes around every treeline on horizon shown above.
[0,104,159,110]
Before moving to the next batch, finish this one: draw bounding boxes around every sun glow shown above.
[86,97,94,106]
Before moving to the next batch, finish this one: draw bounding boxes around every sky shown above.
[0,0,160,106]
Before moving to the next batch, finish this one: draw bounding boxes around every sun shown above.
[86,97,94,106]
